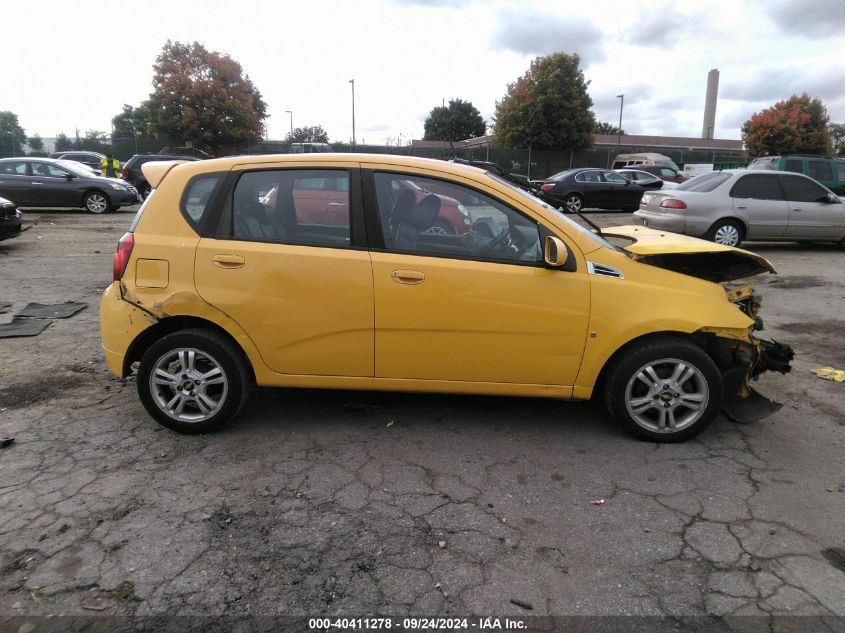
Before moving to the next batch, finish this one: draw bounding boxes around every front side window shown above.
[836,161,845,181]
[31,163,68,178]
[730,175,785,200]
[808,160,833,181]
[373,172,541,264]
[232,169,350,248]
[780,175,830,203]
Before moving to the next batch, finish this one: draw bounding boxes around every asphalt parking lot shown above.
[1,206,844,625]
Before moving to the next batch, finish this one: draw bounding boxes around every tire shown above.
[564,193,584,213]
[708,219,744,247]
[142,184,152,199]
[83,191,111,214]
[137,328,250,434]
[424,219,457,235]
[603,336,724,442]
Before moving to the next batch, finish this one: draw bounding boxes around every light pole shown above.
[349,79,356,149]
[616,94,624,157]
[284,110,293,141]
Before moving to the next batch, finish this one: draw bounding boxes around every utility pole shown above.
[349,79,356,149]
[616,94,624,158]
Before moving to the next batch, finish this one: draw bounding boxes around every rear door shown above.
[603,170,642,207]
[781,174,845,240]
[0,160,31,206]
[729,174,789,239]
[194,163,375,378]
[575,170,606,206]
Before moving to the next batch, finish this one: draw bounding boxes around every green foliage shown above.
[27,134,44,153]
[423,99,487,145]
[828,122,845,156]
[113,104,151,138]
[742,94,831,156]
[594,121,625,135]
[80,130,112,153]
[493,53,595,150]
[54,133,75,152]
[145,40,268,154]
[286,125,330,143]
[0,111,26,157]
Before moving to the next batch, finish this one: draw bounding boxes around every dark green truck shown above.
[747,155,845,194]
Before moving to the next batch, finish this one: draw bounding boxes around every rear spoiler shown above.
[140,161,187,190]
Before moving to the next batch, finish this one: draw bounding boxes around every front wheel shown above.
[603,337,724,442]
[564,193,584,213]
[708,219,744,246]
[83,191,111,214]
[137,329,250,434]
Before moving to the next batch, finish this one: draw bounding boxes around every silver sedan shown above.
[633,169,845,246]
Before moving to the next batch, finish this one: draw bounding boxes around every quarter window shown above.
[780,175,830,203]
[181,174,223,227]
[729,175,785,200]
[373,172,542,264]
[808,160,833,181]
[232,169,350,248]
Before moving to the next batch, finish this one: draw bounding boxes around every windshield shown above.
[674,171,731,192]
[57,160,99,178]
[487,173,617,250]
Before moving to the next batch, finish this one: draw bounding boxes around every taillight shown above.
[541,183,555,191]
[660,198,687,209]
[121,169,130,179]
[113,232,134,281]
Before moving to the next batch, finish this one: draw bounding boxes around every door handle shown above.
[31,181,43,185]
[792,208,803,212]
[391,269,425,284]
[212,254,245,269]
[736,205,747,209]
[327,202,346,207]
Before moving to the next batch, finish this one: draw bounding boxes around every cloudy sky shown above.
[5,0,845,145]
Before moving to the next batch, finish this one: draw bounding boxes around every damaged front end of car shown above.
[607,225,795,422]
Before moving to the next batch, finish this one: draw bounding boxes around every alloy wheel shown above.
[149,347,229,423]
[85,193,109,213]
[624,358,709,433]
[565,195,583,213]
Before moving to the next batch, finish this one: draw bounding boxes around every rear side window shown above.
[784,159,803,173]
[730,175,784,200]
[780,175,830,203]
[836,162,845,181]
[676,172,731,192]
[808,160,833,181]
[181,174,224,230]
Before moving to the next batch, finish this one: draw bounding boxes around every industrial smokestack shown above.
[702,69,719,139]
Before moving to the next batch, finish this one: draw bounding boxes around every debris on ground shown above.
[510,598,534,610]
[0,301,11,313]
[591,498,605,506]
[0,318,52,338]
[386,420,394,428]
[813,367,845,382]
[15,301,87,319]
[438,540,446,549]
[0,438,14,449]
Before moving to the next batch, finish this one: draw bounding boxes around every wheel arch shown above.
[81,188,110,207]
[707,215,748,236]
[123,315,256,384]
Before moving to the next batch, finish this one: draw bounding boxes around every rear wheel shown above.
[83,191,111,214]
[137,329,249,434]
[142,184,152,199]
[564,193,583,213]
[604,337,723,442]
[708,219,744,246]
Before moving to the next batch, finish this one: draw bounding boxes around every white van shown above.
[612,153,680,171]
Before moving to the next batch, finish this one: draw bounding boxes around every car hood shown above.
[603,225,776,282]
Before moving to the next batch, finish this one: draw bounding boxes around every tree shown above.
[145,40,267,154]
[493,53,595,150]
[594,121,625,135]
[27,134,44,153]
[55,133,74,152]
[80,130,111,153]
[423,99,487,146]
[112,103,151,138]
[285,125,329,143]
[828,122,845,156]
[0,111,26,157]
[742,94,831,156]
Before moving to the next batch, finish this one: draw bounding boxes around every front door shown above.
[29,162,76,207]
[194,166,374,377]
[781,174,845,240]
[729,174,789,239]
[368,171,590,386]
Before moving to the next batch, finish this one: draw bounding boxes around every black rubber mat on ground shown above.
[0,318,52,338]
[14,302,87,319]
[0,301,10,314]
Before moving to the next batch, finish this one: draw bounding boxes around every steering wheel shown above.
[479,225,511,256]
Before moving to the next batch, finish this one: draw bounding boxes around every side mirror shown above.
[825,192,840,204]
[63,173,75,180]
[544,235,568,267]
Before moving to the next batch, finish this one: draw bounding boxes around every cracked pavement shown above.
[1,209,844,623]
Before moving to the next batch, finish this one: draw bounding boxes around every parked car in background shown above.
[0,158,139,213]
[48,151,109,172]
[290,142,332,153]
[100,154,793,442]
[746,155,845,194]
[611,153,681,171]
[615,169,667,189]
[533,168,648,212]
[0,195,22,240]
[633,170,845,246]
[633,164,689,183]
[60,159,101,177]
[121,154,201,198]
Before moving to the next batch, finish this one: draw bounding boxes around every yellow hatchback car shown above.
[100,155,793,441]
